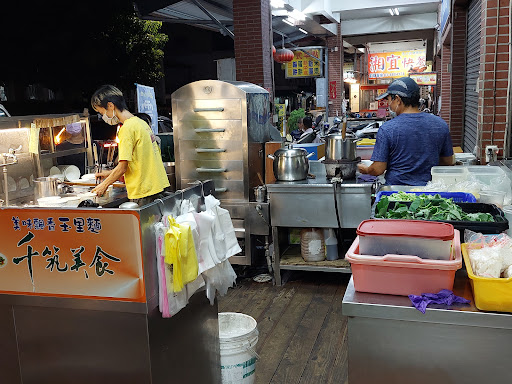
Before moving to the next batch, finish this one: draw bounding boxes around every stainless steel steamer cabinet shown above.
[172,80,274,265]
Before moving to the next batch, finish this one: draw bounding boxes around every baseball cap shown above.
[375,77,420,100]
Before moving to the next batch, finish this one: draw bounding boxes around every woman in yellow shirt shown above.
[91,85,169,205]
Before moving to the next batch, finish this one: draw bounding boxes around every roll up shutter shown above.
[463,0,482,152]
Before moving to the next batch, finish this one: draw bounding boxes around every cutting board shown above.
[265,142,282,184]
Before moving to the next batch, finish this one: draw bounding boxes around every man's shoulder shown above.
[416,113,448,127]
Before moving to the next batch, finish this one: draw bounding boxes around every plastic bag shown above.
[464,229,512,277]
[202,260,237,305]
[478,173,512,206]
[449,179,482,199]
[413,180,449,192]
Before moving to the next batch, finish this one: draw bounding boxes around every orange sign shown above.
[0,209,145,302]
[409,72,438,86]
[368,50,426,79]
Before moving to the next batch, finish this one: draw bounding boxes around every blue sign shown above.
[135,83,158,135]
[440,0,450,37]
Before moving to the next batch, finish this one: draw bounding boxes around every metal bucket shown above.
[163,162,176,192]
[33,177,59,200]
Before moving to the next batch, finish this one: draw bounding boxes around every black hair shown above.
[302,116,313,128]
[91,85,129,111]
[392,91,420,108]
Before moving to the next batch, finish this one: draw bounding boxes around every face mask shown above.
[102,109,120,125]
[389,97,397,118]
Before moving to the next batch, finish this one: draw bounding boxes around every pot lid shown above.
[274,147,308,157]
[357,219,454,241]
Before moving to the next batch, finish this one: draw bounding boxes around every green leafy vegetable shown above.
[375,196,495,222]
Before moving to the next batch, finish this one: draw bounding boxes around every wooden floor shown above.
[218,270,351,384]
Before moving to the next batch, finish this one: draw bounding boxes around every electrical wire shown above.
[332,180,343,245]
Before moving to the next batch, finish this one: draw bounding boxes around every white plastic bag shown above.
[464,229,512,277]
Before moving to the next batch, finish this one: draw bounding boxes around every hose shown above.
[332,179,343,246]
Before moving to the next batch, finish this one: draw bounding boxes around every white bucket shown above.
[219,312,259,384]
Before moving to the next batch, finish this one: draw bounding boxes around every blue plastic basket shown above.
[375,191,477,203]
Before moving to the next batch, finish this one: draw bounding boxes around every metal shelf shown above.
[280,245,351,273]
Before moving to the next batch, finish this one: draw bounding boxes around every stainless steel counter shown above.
[0,181,221,384]
[343,271,512,383]
[267,162,374,285]
[266,174,373,228]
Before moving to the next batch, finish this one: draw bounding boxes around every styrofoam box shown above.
[431,166,468,186]
[357,220,455,260]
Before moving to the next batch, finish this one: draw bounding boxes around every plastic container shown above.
[325,228,338,261]
[372,202,509,241]
[357,219,454,260]
[300,228,325,262]
[375,191,477,203]
[455,152,477,165]
[478,190,506,207]
[502,206,512,237]
[345,230,462,296]
[219,312,259,384]
[431,166,468,186]
[461,244,512,313]
[292,143,324,161]
[356,145,374,160]
[466,165,505,186]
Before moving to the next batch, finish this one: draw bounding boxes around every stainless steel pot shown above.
[322,159,360,179]
[325,134,359,161]
[268,147,314,181]
[33,176,60,200]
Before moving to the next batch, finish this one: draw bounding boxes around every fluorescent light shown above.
[357,47,365,53]
[283,17,295,26]
[271,0,285,8]
[394,8,399,15]
[298,28,308,34]
[389,8,394,16]
[289,10,306,21]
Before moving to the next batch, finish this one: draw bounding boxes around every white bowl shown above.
[81,173,96,181]
[49,166,61,176]
[58,165,81,182]
[37,196,64,207]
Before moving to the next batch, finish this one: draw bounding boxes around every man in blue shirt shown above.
[358,77,454,185]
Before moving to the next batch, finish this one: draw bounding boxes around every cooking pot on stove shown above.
[325,134,359,161]
[268,146,314,181]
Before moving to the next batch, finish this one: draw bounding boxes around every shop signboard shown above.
[409,72,438,86]
[285,48,323,78]
[135,83,158,135]
[368,49,427,79]
[0,209,145,302]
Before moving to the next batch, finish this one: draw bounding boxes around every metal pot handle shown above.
[267,154,275,160]
[306,152,315,158]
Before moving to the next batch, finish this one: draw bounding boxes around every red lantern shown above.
[274,48,294,63]
[272,45,276,56]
